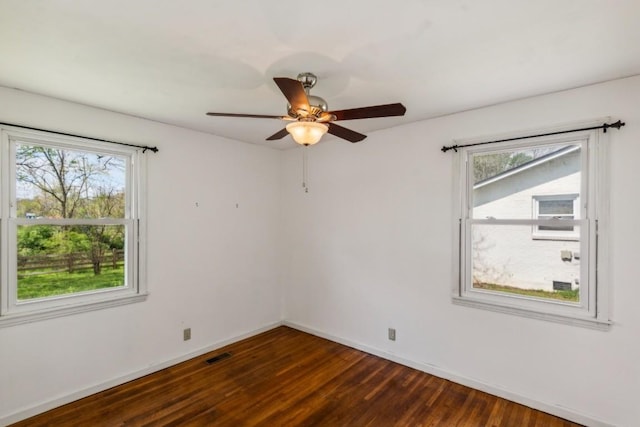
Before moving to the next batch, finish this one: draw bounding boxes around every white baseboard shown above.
[1,321,283,426]
[283,320,612,427]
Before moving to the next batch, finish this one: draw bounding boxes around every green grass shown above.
[18,266,125,300]
[473,282,579,302]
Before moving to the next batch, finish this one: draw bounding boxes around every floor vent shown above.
[206,352,232,365]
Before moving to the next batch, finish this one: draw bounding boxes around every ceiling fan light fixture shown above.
[286,121,328,146]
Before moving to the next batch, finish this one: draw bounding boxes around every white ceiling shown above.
[1,1,639,148]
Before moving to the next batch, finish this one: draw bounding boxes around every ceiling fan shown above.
[206,72,407,146]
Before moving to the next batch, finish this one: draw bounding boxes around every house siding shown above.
[472,149,581,291]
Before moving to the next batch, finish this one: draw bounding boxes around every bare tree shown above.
[16,146,117,218]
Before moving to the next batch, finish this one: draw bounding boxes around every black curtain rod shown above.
[0,122,159,153]
[441,120,625,153]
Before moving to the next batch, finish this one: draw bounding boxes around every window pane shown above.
[16,144,126,219]
[17,224,126,300]
[539,199,573,215]
[471,223,580,303]
[472,144,581,219]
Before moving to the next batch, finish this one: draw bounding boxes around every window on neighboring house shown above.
[532,194,579,240]
[453,125,609,328]
[0,127,147,326]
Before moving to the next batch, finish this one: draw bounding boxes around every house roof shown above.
[474,145,580,189]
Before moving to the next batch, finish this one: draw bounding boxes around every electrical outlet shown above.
[388,328,396,341]
[183,328,191,341]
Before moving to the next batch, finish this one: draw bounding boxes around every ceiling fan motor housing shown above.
[287,95,328,119]
[286,72,328,119]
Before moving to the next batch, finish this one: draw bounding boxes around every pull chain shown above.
[302,146,309,193]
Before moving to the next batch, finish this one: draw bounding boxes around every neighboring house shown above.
[472,146,581,292]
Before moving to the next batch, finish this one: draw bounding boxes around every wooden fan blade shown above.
[206,112,284,119]
[329,103,406,121]
[266,128,289,141]
[327,123,367,143]
[273,77,310,115]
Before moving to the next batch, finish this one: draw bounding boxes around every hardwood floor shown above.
[13,326,583,426]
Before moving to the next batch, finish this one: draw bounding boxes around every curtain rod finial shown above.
[603,120,625,133]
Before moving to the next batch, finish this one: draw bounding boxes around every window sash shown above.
[461,218,591,316]
[9,136,134,221]
[6,218,138,314]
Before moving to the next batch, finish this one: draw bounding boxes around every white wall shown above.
[0,87,283,423]
[281,75,640,426]
[2,75,639,426]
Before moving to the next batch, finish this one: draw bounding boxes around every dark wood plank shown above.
[11,326,584,427]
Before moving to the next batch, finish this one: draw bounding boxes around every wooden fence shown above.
[18,250,125,275]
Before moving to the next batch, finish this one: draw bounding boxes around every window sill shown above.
[452,296,611,330]
[0,293,148,328]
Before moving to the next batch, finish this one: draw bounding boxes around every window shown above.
[532,194,579,240]
[453,125,609,328]
[0,127,147,326]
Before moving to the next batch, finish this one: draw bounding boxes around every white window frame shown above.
[0,126,147,327]
[532,194,580,241]
[451,121,610,329]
